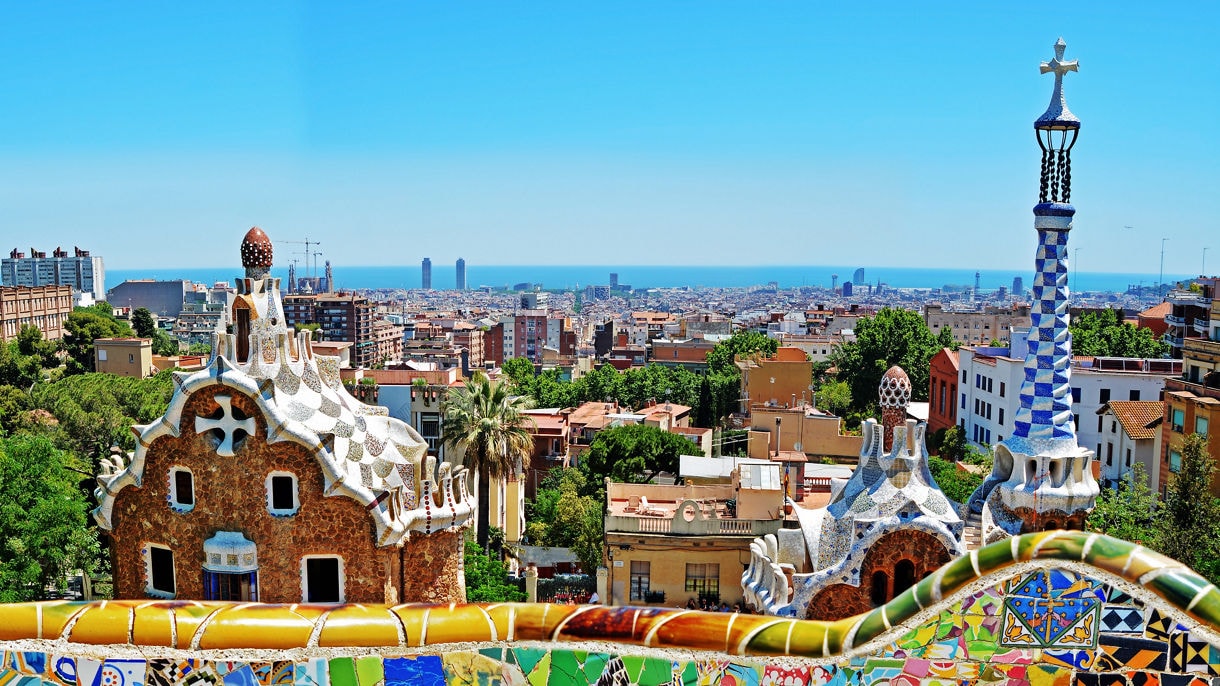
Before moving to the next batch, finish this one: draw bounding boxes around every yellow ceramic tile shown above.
[388,604,430,646]
[0,603,41,641]
[171,602,223,649]
[198,604,322,650]
[317,605,401,647]
[482,604,516,642]
[41,601,90,640]
[67,601,134,645]
[513,603,580,642]
[131,604,175,647]
[419,604,497,645]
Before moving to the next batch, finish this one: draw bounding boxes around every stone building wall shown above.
[807,530,952,620]
[111,385,415,604]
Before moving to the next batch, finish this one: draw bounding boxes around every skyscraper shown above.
[1012,276,1024,296]
[455,258,466,291]
[421,258,432,290]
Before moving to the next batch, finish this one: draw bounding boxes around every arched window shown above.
[870,570,889,607]
[894,560,916,596]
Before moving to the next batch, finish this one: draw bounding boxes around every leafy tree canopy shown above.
[815,380,852,416]
[63,303,133,375]
[927,455,985,504]
[1087,463,1159,545]
[463,538,525,602]
[525,469,603,575]
[1154,433,1220,581]
[1071,308,1168,359]
[830,308,940,410]
[705,330,777,374]
[29,370,175,466]
[131,308,157,339]
[580,424,698,499]
[0,434,102,601]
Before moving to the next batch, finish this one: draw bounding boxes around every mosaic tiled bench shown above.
[1,531,1218,685]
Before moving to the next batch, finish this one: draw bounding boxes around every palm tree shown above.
[442,371,535,547]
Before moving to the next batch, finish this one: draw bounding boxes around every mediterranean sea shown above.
[107,265,1192,295]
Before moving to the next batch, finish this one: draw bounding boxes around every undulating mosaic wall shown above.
[1,532,1218,686]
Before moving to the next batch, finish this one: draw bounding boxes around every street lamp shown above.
[774,417,782,457]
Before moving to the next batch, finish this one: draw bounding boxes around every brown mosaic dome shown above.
[240,227,273,268]
[878,365,912,408]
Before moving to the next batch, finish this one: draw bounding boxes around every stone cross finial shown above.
[1040,38,1078,80]
[195,394,256,457]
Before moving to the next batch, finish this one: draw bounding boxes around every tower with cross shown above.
[969,39,1098,542]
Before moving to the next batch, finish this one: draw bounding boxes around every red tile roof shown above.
[1101,401,1165,440]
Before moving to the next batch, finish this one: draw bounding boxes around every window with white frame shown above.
[301,556,345,603]
[144,544,176,598]
[266,471,300,516]
[168,467,195,512]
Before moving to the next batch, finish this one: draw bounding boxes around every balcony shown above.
[604,514,782,537]
[1165,377,1220,402]
[1167,314,1187,326]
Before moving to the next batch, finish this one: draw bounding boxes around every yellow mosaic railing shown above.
[1,531,1217,658]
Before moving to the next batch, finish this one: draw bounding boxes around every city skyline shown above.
[1,4,1215,273]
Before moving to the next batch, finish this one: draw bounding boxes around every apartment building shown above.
[0,284,73,341]
[954,329,1181,454]
[602,465,784,607]
[1160,295,1220,495]
[3,246,105,302]
[924,303,1032,346]
[283,292,377,368]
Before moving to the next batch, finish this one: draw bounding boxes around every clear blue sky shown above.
[0,3,1215,273]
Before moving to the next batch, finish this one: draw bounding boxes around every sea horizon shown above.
[106,264,1197,295]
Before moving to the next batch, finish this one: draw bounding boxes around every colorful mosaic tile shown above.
[1001,570,1103,649]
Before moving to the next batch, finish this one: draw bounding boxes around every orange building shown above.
[738,347,813,413]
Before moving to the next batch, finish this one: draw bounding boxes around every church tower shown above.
[971,39,1099,541]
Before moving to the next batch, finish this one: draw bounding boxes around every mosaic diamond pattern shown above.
[1012,227,1076,441]
[1000,569,1102,648]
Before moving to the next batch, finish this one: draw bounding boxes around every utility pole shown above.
[1159,238,1169,294]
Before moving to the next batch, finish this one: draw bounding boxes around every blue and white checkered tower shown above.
[972,39,1098,542]
[1013,37,1080,444]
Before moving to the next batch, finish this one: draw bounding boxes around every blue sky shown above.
[0,3,1216,273]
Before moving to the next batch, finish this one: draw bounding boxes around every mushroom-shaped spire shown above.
[878,365,911,409]
[879,365,912,452]
[241,226,273,279]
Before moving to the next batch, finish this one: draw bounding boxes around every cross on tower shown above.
[195,394,257,457]
[1040,37,1079,85]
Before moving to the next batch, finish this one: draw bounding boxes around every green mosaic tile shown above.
[354,656,382,686]
[327,658,357,686]
[512,648,547,676]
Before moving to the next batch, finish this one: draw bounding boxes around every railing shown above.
[1166,314,1187,326]
[605,515,782,537]
[804,477,834,492]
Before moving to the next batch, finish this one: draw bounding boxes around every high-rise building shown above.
[455,258,466,291]
[3,246,105,303]
[421,258,432,290]
[1012,276,1024,295]
[852,267,866,284]
[609,273,618,289]
[842,281,853,297]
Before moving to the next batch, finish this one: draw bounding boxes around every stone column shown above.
[525,563,539,603]
[596,567,609,605]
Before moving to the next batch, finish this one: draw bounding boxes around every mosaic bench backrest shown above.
[1,532,1218,686]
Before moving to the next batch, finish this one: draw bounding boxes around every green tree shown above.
[528,469,604,574]
[0,434,102,601]
[1154,433,1220,582]
[815,380,852,416]
[0,385,30,435]
[829,308,940,410]
[927,455,985,504]
[0,340,45,389]
[16,325,60,368]
[63,303,133,375]
[463,538,525,602]
[937,325,958,351]
[705,330,777,374]
[1088,463,1159,544]
[938,426,971,462]
[131,308,157,339]
[442,371,535,547]
[580,424,697,500]
[29,371,175,468]
[1071,308,1168,359]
